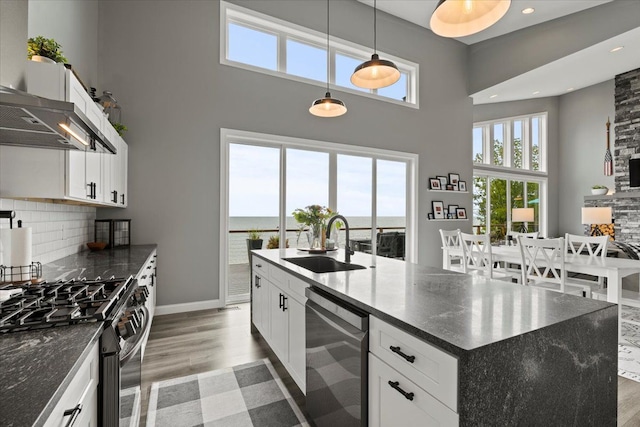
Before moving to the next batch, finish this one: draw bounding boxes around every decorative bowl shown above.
[591,188,608,195]
[87,242,107,251]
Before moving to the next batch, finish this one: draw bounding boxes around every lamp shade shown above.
[309,92,347,118]
[430,0,511,38]
[350,54,401,89]
[581,207,612,224]
[512,208,534,222]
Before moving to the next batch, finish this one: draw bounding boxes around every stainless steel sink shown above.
[283,256,366,273]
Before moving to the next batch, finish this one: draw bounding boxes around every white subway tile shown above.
[0,199,14,210]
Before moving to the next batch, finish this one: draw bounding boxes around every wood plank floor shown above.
[140,304,640,426]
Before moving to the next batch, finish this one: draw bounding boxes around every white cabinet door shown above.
[86,151,102,202]
[288,297,306,393]
[269,284,289,363]
[252,272,265,334]
[119,140,128,206]
[67,149,88,200]
[369,354,458,427]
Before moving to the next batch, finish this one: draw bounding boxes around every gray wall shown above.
[473,97,560,237]
[28,0,99,88]
[97,0,472,306]
[0,0,28,90]
[558,80,615,235]
[468,1,640,94]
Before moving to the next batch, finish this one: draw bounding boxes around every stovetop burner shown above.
[0,277,133,332]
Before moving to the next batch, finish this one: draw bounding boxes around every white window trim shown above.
[220,1,419,109]
[220,128,419,305]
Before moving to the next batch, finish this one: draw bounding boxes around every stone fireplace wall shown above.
[585,68,640,243]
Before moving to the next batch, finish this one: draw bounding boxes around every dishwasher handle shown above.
[305,287,368,331]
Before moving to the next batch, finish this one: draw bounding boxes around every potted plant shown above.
[112,123,128,137]
[591,185,608,195]
[246,228,263,260]
[266,235,289,249]
[27,36,68,64]
[292,205,337,249]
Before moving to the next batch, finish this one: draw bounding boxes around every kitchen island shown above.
[251,248,618,425]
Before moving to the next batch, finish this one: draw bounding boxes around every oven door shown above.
[119,305,149,427]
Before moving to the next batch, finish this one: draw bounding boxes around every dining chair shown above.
[518,237,589,297]
[458,232,518,282]
[439,229,463,272]
[565,233,608,296]
[508,231,539,245]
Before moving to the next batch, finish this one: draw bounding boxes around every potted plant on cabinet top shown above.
[246,229,263,260]
[27,36,68,64]
[591,185,609,195]
[266,235,289,249]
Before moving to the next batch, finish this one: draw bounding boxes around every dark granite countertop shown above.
[253,249,616,356]
[0,323,102,427]
[0,245,157,427]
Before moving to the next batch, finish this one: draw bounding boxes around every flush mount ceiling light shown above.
[350,0,400,89]
[610,46,624,53]
[430,0,511,38]
[309,0,347,118]
[521,7,535,14]
[490,94,498,98]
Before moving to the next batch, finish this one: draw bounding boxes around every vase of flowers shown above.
[292,205,337,249]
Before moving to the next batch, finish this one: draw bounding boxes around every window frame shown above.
[220,1,419,108]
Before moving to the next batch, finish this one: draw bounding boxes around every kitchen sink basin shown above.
[283,256,367,274]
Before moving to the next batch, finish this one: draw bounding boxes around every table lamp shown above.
[512,208,534,232]
[581,207,612,236]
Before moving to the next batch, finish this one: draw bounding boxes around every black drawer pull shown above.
[256,264,262,268]
[388,381,414,401]
[390,345,415,363]
[63,403,83,427]
[282,295,288,311]
[279,293,284,308]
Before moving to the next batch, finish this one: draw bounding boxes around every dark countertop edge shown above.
[252,253,617,357]
[32,324,103,427]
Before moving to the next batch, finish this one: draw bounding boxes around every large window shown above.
[220,1,419,107]
[472,113,547,240]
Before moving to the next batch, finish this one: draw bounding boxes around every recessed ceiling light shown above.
[567,88,574,92]
[532,91,540,95]
[490,94,498,99]
[610,46,624,53]
[522,7,535,14]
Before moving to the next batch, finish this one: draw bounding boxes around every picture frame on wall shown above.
[456,208,467,219]
[453,183,459,191]
[428,213,434,220]
[429,178,441,190]
[446,184,454,191]
[432,201,445,219]
[448,173,460,186]
[459,181,467,191]
[447,213,453,219]
[437,175,448,188]
[448,205,459,219]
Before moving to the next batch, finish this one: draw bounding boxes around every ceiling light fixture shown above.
[490,94,498,98]
[532,91,540,95]
[430,0,511,38]
[350,0,400,89]
[610,46,624,53]
[521,7,535,15]
[310,0,347,118]
[567,88,574,92]
[58,123,89,146]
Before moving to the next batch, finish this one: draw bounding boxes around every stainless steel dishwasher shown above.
[305,287,369,427]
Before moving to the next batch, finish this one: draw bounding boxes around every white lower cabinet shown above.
[251,258,308,393]
[369,354,459,427]
[44,340,99,427]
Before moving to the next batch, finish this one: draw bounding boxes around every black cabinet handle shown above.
[388,381,414,401]
[256,264,262,268]
[121,193,125,205]
[282,295,288,311]
[87,183,93,199]
[112,190,118,203]
[279,293,284,309]
[254,275,261,288]
[390,345,416,363]
[63,403,83,427]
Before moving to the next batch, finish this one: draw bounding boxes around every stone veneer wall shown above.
[585,69,640,243]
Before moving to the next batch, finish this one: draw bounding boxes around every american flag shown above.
[604,149,613,176]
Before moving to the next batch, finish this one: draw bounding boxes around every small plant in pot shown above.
[27,36,68,64]
[591,185,608,195]
[246,229,263,260]
[266,235,289,249]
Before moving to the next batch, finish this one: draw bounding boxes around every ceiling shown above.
[357,0,640,104]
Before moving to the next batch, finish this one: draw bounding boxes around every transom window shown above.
[220,1,419,107]
[472,113,548,240]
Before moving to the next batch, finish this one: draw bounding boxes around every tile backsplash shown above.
[0,198,96,265]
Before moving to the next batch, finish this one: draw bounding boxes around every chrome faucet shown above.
[326,215,354,263]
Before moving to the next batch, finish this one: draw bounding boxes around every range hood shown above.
[0,85,116,154]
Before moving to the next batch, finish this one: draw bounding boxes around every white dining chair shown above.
[439,229,464,272]
[518,237,590,297]
[565,233,608,297]
[507,231,539,245]
[458,231,518,282]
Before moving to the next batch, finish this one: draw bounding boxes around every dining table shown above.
[442,244,640,341]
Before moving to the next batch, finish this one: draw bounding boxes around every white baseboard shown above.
[155,299,224,316]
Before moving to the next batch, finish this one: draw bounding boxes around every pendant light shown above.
[309,0,347,118]
[350,0,400,90]
[430,0,511,38]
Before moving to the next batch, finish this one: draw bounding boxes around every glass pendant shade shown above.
[430,0,511,38]
[309,92,347,118]
[350,54,401,89]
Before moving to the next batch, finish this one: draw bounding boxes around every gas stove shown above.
[0,277,141,333]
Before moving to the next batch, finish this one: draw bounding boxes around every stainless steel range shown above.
[0,277,150,427]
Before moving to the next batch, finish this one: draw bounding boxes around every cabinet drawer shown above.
[269,263,287,286]
[288,275,309,300]
[252,257,268,276]
[369,354,458,427]
[370,316,458,412]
